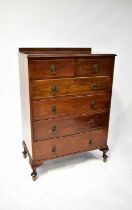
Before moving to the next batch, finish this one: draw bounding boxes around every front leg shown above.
[99,146,109,162]
[30,161,43,181]
[31,169,38,181]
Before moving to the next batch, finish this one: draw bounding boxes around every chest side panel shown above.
[19,54,32,157]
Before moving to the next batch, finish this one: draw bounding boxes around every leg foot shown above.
[22,141,43,179]
[103,154,108,162]
[31,170,37,181]
[99,146,109,163]
[22,148,27,158]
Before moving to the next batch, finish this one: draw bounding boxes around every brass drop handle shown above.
[90,119,95,127]
[51,85,57,95]
[51,64,57,75]
[92,82,97,91]
[51,105,56,113]
[52,146,56,153]
[52,125,56,132]
[93,64,98,73]
[91,100,96,109]
[88,137,93,145]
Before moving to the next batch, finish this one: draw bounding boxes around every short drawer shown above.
[33,129,108,161]
[31,76,112,99]
[29,58,75,78]
[77,58,114,76]
[33,112,109,141]
[32,93,111,120]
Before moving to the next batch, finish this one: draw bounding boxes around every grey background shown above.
[0,0,132,210]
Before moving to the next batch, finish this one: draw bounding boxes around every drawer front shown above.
[32,93,111,120]
[33,112,109,141]
[77,58,114,76]
[31,77,112,99]
[29,59,75,78]
[33,129,108,160]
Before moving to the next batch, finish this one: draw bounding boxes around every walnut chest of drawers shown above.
[19,48,116,180]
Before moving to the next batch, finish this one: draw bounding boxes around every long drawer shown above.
[29,58,75,79]
[77,58,114,77]
[31,76,112,99]
[33,129,108,161]
[33,112,109,141]
[32,93,111,120]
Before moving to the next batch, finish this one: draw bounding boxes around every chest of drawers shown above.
[19,48,116,181]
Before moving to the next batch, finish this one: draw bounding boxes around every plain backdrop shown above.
[0,0,132,210]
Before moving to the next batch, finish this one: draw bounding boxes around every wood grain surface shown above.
[29,59,75,79]
[19,47,92,54]
[31,76,112,99]
[33,112,109,141]
[77,57,114,76]
[33,129,108,161]
[32,93,111,120]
